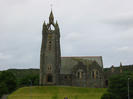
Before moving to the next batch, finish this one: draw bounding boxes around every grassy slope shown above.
[8,86,106,99]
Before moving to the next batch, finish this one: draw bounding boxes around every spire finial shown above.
[50,4,53,11]
[50,0,53,11]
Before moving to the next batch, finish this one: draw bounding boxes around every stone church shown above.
[40,11,132,88]
[40,11,104,87]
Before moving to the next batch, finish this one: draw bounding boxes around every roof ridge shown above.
[61,56,102,58]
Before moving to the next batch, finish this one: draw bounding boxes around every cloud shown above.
[117,46,129,51]
[1,0,31,5]
[103,13,133,29]
[0,0,133,70]
[0,53,12,60]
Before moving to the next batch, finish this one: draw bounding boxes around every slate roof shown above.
[60,56,103,74]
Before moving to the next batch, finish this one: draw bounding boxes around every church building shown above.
[40,11,105,87]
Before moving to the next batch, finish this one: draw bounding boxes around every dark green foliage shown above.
[101,72,133,99]
[0,69,39,98]
[7,69,39,87]
[0,71,17,97]
[19,74,39,87]
[0,82,8,97]
[7,69,39,81]
[101,92,119,99]
[108,72,133,99]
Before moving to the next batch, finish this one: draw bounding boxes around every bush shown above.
[18,74,39,87]
[101,92,119,99]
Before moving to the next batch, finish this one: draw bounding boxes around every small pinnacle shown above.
[56,20,58,25]
[120,62,122,67]
[43,21,46,25]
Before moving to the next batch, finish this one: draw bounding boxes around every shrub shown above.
[101,92,119,99]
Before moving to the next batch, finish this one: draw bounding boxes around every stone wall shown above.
[59,61,104,88]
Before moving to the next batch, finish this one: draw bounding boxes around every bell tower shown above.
[40,11,61,85]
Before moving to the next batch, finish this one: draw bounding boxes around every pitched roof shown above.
[60,56,103,74]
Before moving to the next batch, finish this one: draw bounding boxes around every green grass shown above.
[8,86,106,99]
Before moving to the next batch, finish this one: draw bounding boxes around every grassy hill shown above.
[8,86,106,99]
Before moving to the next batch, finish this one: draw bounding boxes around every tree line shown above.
[0,69,133,99]
[0,70,39,98]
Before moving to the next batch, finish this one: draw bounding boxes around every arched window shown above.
[92,71,95,78]
[48,41,52,50]
[105,80,108,86]
[92,70,99,79]
[50,24,55,30]
[96,71,99,78]
[77,72,80,79]
[77,70,83,79]
[49,24,55,31]
[47,64,52,71]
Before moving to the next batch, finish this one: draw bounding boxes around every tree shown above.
[0,82,8,97]
[19,74,39,87]
[101,72,133,99]
[101,92,119,99]
[0,71,17,96]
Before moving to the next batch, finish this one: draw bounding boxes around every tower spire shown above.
[49,10,54,24]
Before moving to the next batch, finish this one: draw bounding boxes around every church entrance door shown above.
[47,74,53,83]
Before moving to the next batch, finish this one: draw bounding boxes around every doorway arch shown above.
[47,74,53,82]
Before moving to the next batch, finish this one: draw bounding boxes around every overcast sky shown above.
[0,0,133,70]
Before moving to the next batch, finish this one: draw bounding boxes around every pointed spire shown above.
[111,65,114,68]
[120,62,122,67]
[120,62,123,73]
[56,20,58,24]
[55,20,59,26]
[43,21,46,26]
[49,10,54,24]
[111,65,114,73]
[43,21,47,29]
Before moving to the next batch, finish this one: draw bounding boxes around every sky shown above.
[0,0,133,70]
